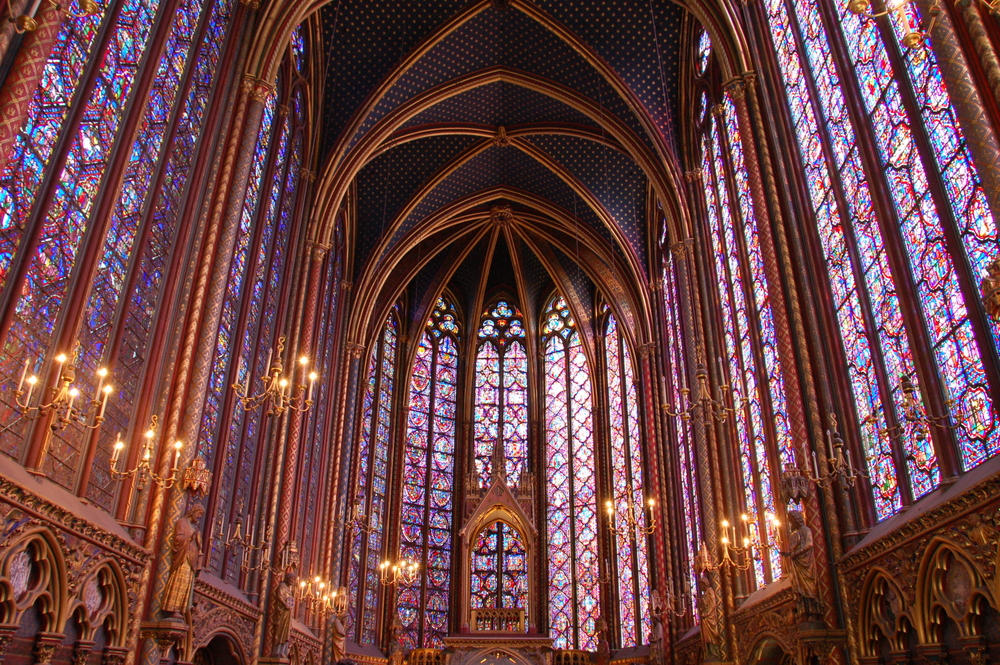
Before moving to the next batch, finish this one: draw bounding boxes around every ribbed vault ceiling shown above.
[316,0,686,351]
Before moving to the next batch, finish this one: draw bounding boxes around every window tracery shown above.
[604,309,650,647]
[399,297,459,648]
[543,295,599,650]
[348,309,399,644]
[474,299,528,486]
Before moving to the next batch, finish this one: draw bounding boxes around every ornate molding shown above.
[683,170,701,183]
[723,77,746,99]
[839,471,1000,572]
[493,126,511,148]
[347,342,366,359]
[241,75,275,103]
[490,202,514,227]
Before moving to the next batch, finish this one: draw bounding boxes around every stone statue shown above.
[783,510,823,621]
[387,614,405,665]
[271,572,296,656]
[595,617,610,665]
[330,596,348,664]
[649,612,665,665]
[161,504,205,618]
[697,572,721,659]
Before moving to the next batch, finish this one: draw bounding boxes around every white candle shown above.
[17,359,28,392]
[825,429,835,461]
[845,447,854,475]
[244,359,251,396]
[266,348,273,372]
[812,450,820,478]
[67,387,78,411]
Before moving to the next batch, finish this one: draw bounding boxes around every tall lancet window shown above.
[604,309,651,646]
[760,0,999,519]
[699,98,788,588]
[399,298,460,648]
[348,310,399,644]
[473,300,528,485]
[543,296,600,649]
[662,259,700,617]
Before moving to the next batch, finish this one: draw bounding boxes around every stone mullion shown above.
[670,231,727,661]
[330,338,364,585]
[136,66,268,665]
[729,72,841,627]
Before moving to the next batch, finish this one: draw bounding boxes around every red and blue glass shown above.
[543,296,599,650]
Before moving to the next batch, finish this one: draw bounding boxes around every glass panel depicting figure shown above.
[399,298,459,649]
[474,300,527,485]
[543,296,599,650]
[347,312,398,644]
[702,120,781,587]
[605,310,650,646]
[470,520,528,616]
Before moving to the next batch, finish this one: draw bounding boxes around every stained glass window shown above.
[543,296,599,649]
[45,0,234,505]
[473,299,528,486]
[348,311,398,644]
[0,0,185,463]
[399,297,459,649]
[202,89,278,576]
[697,29,711,74]
[604,310,650,646]
[291,24,306,72]
[470,520,528,616]
[701,109,782,587]
[756,0,995,518]
[661,260,699,617]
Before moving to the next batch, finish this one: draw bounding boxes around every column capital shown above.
[241,75,275,103]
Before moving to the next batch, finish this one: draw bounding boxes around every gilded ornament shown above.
[981,257,1000,321]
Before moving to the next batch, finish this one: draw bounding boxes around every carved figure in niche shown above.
[271,572,296,656]
[649,612,665,665]
[782,510,823,622]
[697,572,721,659]
[387,614,405,665]
[161,504,205,618]
[595,617,610,665]
[330,611,347,663]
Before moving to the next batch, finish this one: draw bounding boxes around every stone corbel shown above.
[34,631,64,665]
[0,623,18,659]
[795,626,845,665]
[72,639,96,665]
[102,646,130,665]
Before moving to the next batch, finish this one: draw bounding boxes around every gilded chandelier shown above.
[13,350,113,432]
[109,416,184,489]
[605,497,656,538]
[664,359,734,424]
[379,558,420,586]
[231,336,318,417]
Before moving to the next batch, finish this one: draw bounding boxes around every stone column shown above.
[263,243,326,658]
[0,1,63,163]
[138,74,273,665]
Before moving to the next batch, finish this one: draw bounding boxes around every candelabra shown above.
[653,585,689,619]
[663,359,734,424]
[231,336,318,417]
[338,492,376,537]
[297,578,347,620]
[605,497,656,538]
[215,515,275,574]
[800,416,868,489]
[379,558,420,586]
[694,533,751,574]
[109,417,184,489]
[11,351,113,432]
[6,0,97,33]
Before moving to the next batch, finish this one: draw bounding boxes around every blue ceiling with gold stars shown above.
[318,0,685,332]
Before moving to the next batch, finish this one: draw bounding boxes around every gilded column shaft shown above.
[139,75,272,665]
[955,0,1000,114]
[0,1,62,164]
